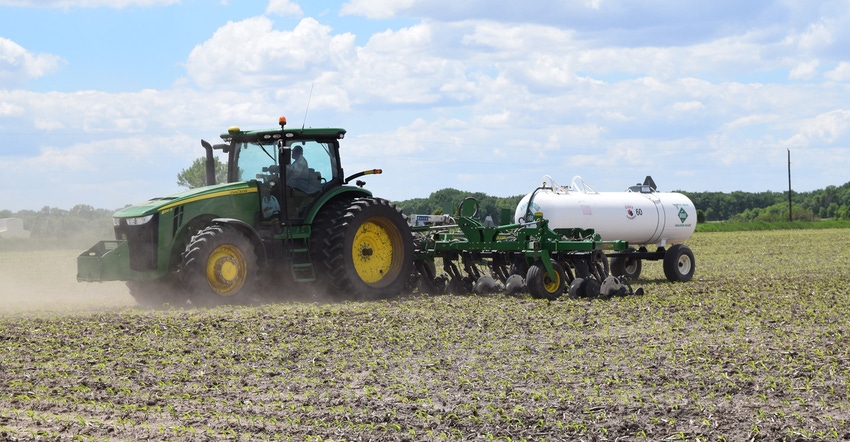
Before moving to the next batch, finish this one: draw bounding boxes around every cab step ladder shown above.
[286,237,316,282]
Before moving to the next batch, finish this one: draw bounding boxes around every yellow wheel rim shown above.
[351,218,403,286]
[205,244,247,296]
[543,269,561,294]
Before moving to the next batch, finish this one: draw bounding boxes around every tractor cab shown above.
[232,136,341,222]
[204,116,348,224]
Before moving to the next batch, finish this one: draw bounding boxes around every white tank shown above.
[514,176,697,246]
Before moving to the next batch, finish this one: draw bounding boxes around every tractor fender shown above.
[209,218,267,266]
[302,186,372,224]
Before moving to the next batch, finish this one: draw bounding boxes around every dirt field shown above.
[1,230,849,441]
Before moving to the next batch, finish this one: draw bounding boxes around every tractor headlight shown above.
[122,215,155,226]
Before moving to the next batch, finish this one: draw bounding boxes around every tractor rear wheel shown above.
[313,197,414,301]
[181,224,259,306]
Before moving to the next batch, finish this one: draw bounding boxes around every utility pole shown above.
[787,148,792,222]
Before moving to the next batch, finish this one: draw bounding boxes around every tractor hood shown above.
[113,182,257,218]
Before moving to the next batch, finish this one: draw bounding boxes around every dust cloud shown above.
[0,248,135,316]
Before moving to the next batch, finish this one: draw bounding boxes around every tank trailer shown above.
[77,116,668,306]
[515,175,697,282]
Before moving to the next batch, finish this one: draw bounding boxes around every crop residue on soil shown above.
[0,230,849,440]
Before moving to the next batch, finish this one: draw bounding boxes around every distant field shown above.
[1,230,849,440]
[696,219,850,232]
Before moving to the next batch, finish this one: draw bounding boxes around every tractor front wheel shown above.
[314,197,414,301]
[181,224,259,306]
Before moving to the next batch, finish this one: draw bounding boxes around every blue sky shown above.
[2,0,850,211]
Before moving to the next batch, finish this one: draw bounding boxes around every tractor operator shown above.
[286,145,309,191]
[286,144,321,194]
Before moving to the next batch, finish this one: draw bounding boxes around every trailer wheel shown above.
[527,260,567,300]
[611,248,642,280]
[181,224,259,306]
[663,244,695,282]
[314,197,414,301]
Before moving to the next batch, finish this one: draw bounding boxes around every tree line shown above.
[0,205,115,242]
[4,181,850,241]
[395,188,526,225]
[174,155,850,222]
[679,180,850,222]
[397,181,850,224]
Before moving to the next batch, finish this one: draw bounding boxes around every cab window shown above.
[285,140,337,193]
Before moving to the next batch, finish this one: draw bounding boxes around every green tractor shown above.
[78,116,414,306]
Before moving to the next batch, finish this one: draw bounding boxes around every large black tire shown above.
[180,224,260,306]
[611,247,642,280]
[663,244,695,282]
[312,197,414,301]
[526,260,567,300]
[126,275,188,308]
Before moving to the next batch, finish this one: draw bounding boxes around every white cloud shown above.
[0,37,64,87]
[721,114,781,131]
[186,17,480,106]
[825,62,850,81]
[789,59,819,80]
[574,35,769,81]
[797,109,850,143]
[0,101,24,116]
[185,17,356,92]
[795,19,836,51]
[0,87,280,142]
[584,0,602,10]
[461,21,576,53]
[0,134,196,210]
[673,101,706,112]
[8,0,850,210]
[343,23,474,105]
[265,0,302,17]
[0,0,178,7]
[340,0,415,19]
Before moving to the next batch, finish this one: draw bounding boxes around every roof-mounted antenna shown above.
[302,82,314,131]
